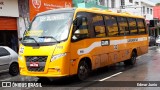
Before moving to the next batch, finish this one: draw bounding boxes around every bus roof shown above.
[75,8,144,19]
[37,8,75,16]
[37,8,144,19]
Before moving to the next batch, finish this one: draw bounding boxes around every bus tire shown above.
[124,51,137,65]
[77,60,90,81]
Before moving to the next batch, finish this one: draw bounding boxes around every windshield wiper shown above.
[27,37,39,46]
[38,36,60,43]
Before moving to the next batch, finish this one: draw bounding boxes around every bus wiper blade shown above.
[38,36,60,43]
[27,37,39,46]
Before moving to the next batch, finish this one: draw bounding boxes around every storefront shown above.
[29,0,72,21]
[0,0,19,52]
[149,19,160,37]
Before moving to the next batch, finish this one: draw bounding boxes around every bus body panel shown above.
[69,35,148,75]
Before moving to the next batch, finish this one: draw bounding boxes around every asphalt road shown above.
[0,46,160,90]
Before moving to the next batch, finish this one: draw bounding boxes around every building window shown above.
[106,0,109,8]
[147,8,149,14]
[111,0,115,8]
[121,0,125,6]
[99,0,105,6]
[84,0,90,3]
[143,6,145,14]
[129,0,133,3]
[96,0,99,5]
[150,9,152,15]
[135,2,139,5]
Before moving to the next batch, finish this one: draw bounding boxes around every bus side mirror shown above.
[73,17,83,28]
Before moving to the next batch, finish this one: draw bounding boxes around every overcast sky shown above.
[149,0,160,3]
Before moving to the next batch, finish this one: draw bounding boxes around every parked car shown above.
[149,36,156,46]
[156,35,160,46]
[0,46,19,76]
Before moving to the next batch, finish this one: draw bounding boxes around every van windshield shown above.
[22,13,73,46]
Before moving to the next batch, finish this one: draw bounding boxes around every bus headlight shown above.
[51,53,66,62]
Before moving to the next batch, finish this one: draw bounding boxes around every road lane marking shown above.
[99,72,123,81]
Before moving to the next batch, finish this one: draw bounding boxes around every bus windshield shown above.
[22,13,73,45]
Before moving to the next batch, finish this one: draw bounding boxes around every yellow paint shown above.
[25,30,43,36]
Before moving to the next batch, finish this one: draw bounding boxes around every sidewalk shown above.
[149,46,157,50]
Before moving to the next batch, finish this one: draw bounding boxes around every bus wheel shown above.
[124,51,137,65]
[77,60,90,81]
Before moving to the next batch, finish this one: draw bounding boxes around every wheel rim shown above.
[78,62,88,80]
[11,64,19,75]
[131,53,136,64]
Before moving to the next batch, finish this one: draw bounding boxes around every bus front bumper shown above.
[20,68,69,77]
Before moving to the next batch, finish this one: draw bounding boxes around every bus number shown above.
[101,40,109,46]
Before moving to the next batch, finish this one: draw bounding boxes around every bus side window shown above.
[105,16,119,36]
[72,16,89,41]
[137,19,146,34]
[128,18,138,35]
[92,15,106,37]
[117,17,129,35]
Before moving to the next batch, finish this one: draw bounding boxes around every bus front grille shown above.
[27,66,45,72]
[26,56,47,62]
[25,56,47,72]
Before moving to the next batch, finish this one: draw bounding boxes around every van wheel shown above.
[77,60,90,81]
[124,51,137,65]
[9,62,19,76]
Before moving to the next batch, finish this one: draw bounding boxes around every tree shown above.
[18,0,30,28]
[156,3,160,6]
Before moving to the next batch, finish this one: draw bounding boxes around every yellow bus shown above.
[18,8,148,80]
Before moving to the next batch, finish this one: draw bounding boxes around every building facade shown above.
[103,0,155,21]
[0,0,19,52]
[154,6,160,19]
[73,0,107,9]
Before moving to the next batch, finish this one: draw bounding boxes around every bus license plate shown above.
[30,62,39,67]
